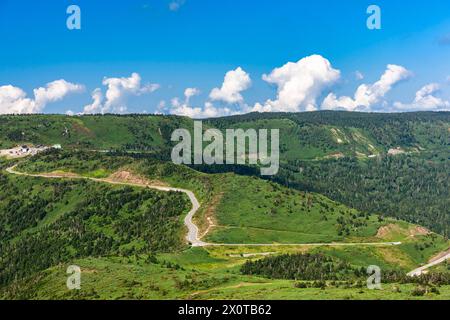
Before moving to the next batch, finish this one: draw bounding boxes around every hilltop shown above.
[1,112,449,158]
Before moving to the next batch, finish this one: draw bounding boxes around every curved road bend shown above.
[7,165,450,279]
[6,165,207,247]
[5,165,406,250]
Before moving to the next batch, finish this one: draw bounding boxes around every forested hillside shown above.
[0,114,190,154]
[276,155,450,237]
[1,112,448,237]
[208,111,450,153]
[0,171,190,286]
[1,112,448,158]
[206,112,450,237]
[0,112,449,300]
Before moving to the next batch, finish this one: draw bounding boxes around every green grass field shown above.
[3,248,450,300]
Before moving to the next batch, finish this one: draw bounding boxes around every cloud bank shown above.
[393,83,450,111]
[0,80,84,115]
[83,73,159,114]
[170,67,252,118]
[2,55,448,117]
[322,64,411,111]
[169,86,232,118]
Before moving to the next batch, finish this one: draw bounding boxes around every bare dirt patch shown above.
[199,192,223,239]
[388,147,406,156]
[408,226,430,237]
[189,282,272,298]
[42,171,81,179]
[324,152,345,159]
[377,223,430,240]
[107,170,168,187]
[376,224,403,239]
[72,122,95,137]
[80,268,98,274]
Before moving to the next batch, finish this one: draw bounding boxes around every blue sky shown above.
[1,0,450,116]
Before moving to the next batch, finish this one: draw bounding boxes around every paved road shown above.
[181,189,208,246]
[6,165,207,247]
[207,241,402,247]
[407,253,450,277]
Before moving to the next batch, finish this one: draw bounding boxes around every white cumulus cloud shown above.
[174,102,232,118]
[169,68,252,118]
[393,83,450,111]
[83,73,159,114]
[0,80,84,115]
[184,87,201,102]
[170,88,233,118]
[209,67,251,104]
[83,88,104,114]
[322,64,411,111]
[252,55,340,112]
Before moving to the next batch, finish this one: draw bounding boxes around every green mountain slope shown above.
[0,167,190,286]
[0,112,449,300]
[1,151,449,299]
[208,112,450,237]
[0,114,191,152]
[1,112,448,237]
[1,112,448,158]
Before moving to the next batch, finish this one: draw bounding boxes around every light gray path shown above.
[407,253,450,277]
[206,242,402,247]
[9,165,450,278]
[5,165,405,250]
[6,165,207,247]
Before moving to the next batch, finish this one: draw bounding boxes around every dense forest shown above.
[241,253,450,286]
[208,111,450,149]
[274,155,450,237]
[202,112,450,238]
[190,153,450,238]
[0,174,189,286]
[241,253,365,281]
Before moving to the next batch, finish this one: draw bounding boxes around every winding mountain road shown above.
[3,165,407,250]
[5,165,207,247]
[6,164,450,280]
